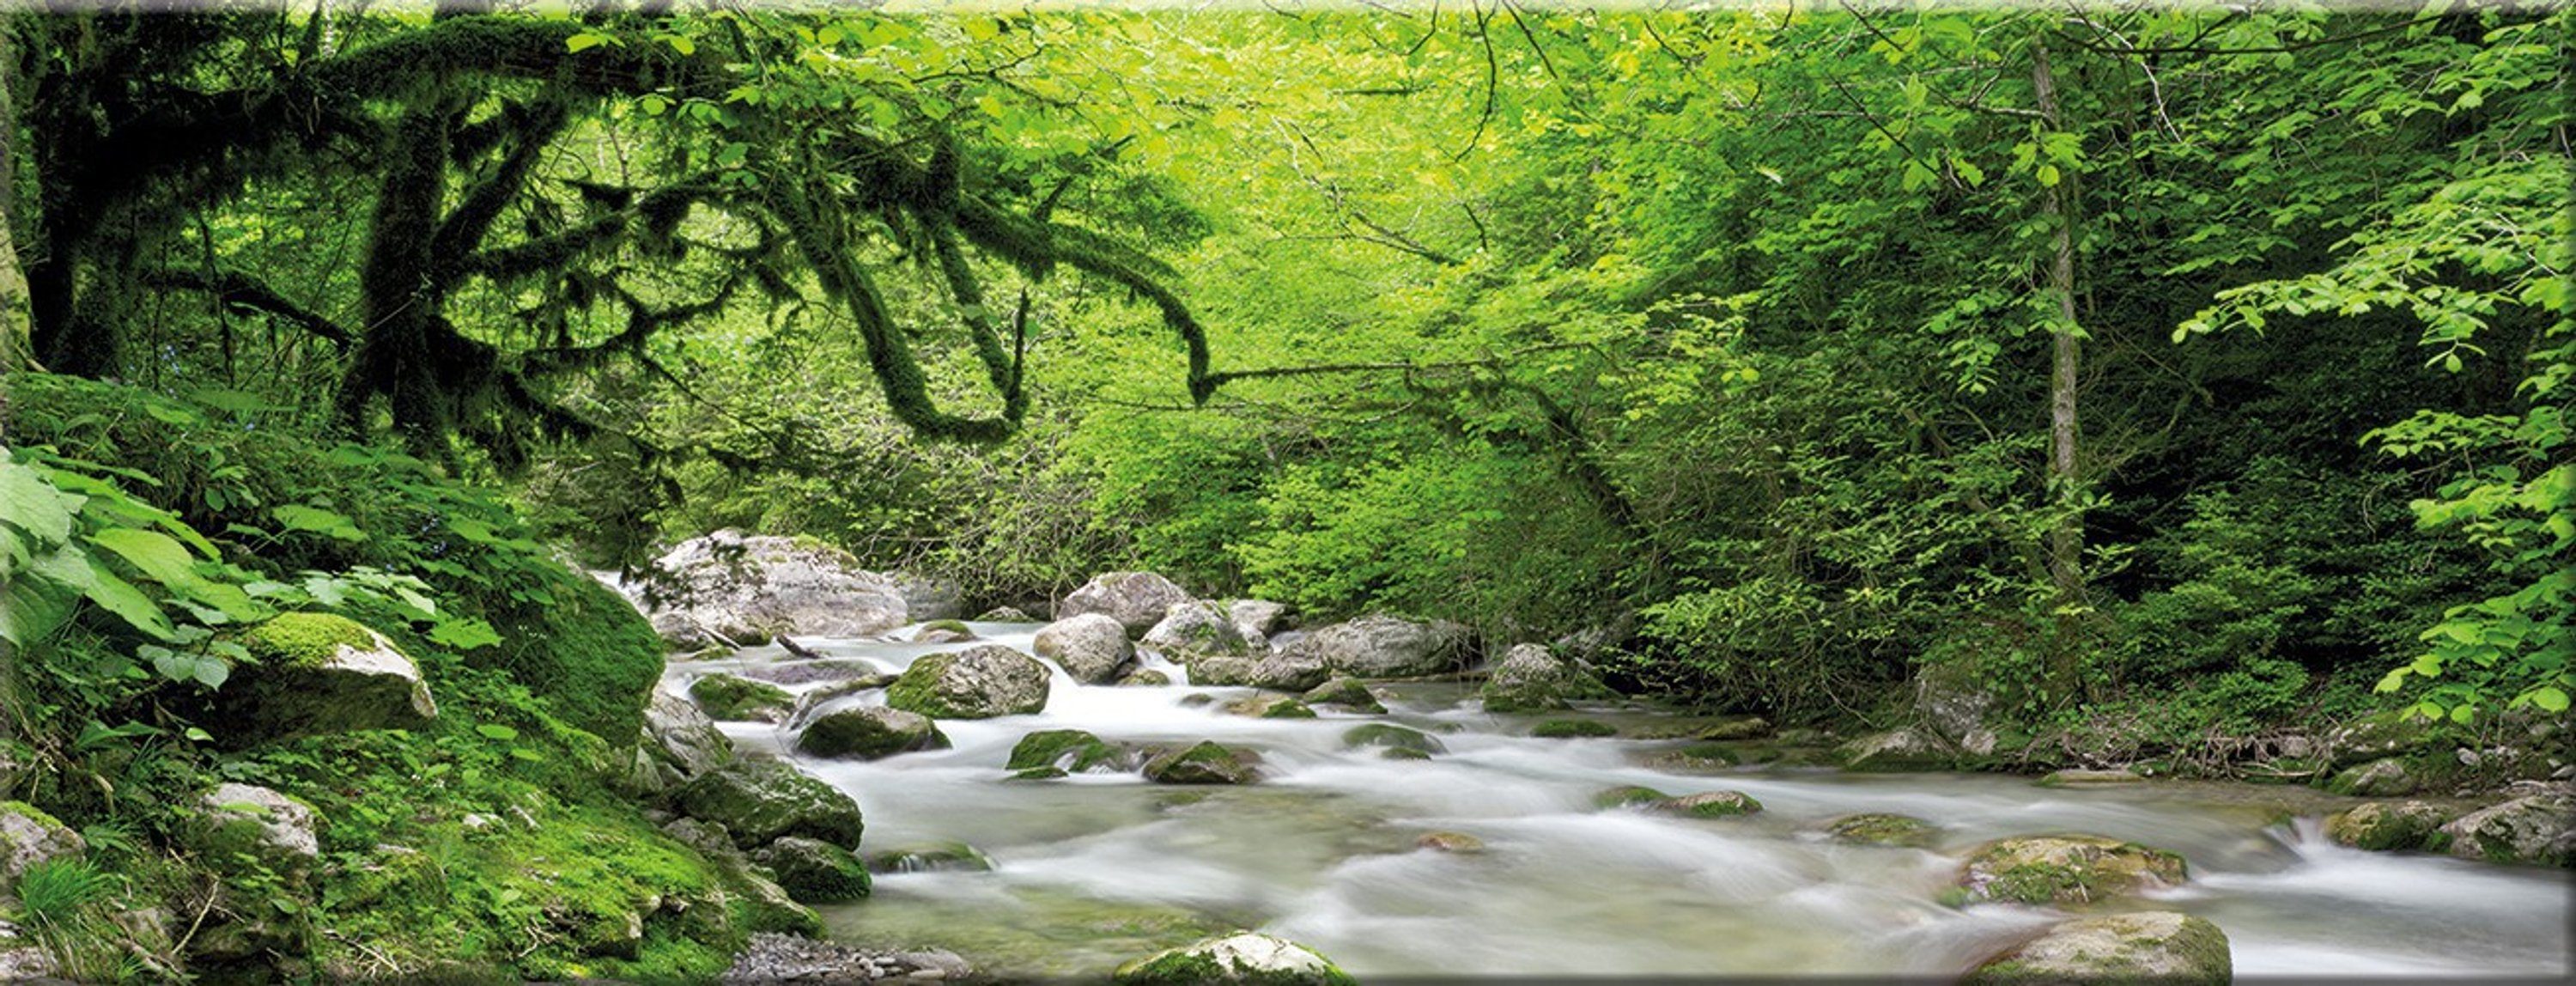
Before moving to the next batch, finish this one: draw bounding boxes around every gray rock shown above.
[977,606,1036,622]
[641,686,736,782]
[1479,642,1612,713]
[1957,836,2189,905]
[1227,599,1292,647]
[2439,794,2575,867]
[895,573,965,623]
[749,836,872,904]
[659,819,822,937]
[2325,800,2456,852]
[1142,741,1261,785]
[1915,660,2002,757]
[674,758,866,849]
[1965,911,2230,985]
[191,784,319,880]
[217,612,438,742]
[1836,727,1956,771]
[640,531,909,646]
[1060,571,1194,636]
[885,645,1053,719]
[1034,613,1136,684]
[862,842,994,873]
[794,706,950,760]
[2325,757,2424,797]
[1651,790,1764,818]
[1301,677,1385,713]
[1114,931,1357,985]
[689,673,795,723]
[1143,600,1258,661]
[1341,724,1445,758]
[723,932,971,985]
[1291,615,1469,679]
[0,802,84,885]
[1190,648,1333,692]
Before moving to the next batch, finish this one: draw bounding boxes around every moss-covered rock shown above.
[912,620,977,644]
[2037,768,2146,788]
[1144,600,1257,662]
[220,612,439,743]
[750,837,872,904]
[1956,836,2189,906]
[2439,794,2574,867]
[1007,729,1135,774]
[1824,813,1939,848]
[0,801,84,885]
[885,645,1052,719]
[1219,695,1316,719]
[689,673,795,723]
[1592,785,1670,810]
[1142,742,1261,785]
[1479,642,1613,713]
[191,783,322,882]
[2324,757,2429,797]
[483,563,665,746]
[1113,931,1358,986]
[794,706,950,760]
[2324,708,2458,769]
[673,758,865,849]
[1533,718,1617,739]
[862,842,995,873]
[2324,800,2457,852]
[1653,790,1763,818]
[1301,677,1386,714]
[1836,728,1956,772]
[1965,911,2231,985]
[1341,724,1445,758]
[1417,831,1485,853]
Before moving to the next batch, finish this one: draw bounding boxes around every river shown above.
[673,622,2572,980]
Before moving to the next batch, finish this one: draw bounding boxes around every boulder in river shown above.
[1219,695,1316,720]
[1341,723,1445,758]
[1533,718,1617,739]
[1302,677,1386,714]
[1592,785,1670,810]
[630,686,736,794]
[1112,931,1358,986]
[674,758,866,849]
[1144,600,1259,661]
[690,673,794,723]
[1965,911,2230,985]
[0,801,85,885]
[1033,613,1137,684]
[2439,793,2574,867]
[1417,831,1485,853]
[794,706,951,760]
[894,573,965,623]
[749,836,872,904]
[910,620,977,644]
[2325,757,2428,797]
[1480,642,1613,713]
[1143,741,1261,785]
[1288,615,1470,679]
[641,531,910,646]
[1060,571,1194,636]
[1824,813,1940,848]
[1955,835,2188,906]
[216,612,439,743]
[1836,727,1957,771]
[1228,599,1292,644]
[2325,800,2456,852]
[1008,729,1137,774]
[862,842,995,874]
[977,606,1036,622]
[1652,790,1763,818]
[885,644,1052,719]
[1193,649,1333,692]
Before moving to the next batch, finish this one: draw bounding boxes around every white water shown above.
[671,624,2573,979]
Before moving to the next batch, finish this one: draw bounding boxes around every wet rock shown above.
[1120,668,1173,687]
[977,606,1036,622]
[794,706,950,760]
[1302,677,1386,714]
[641,531,911,646]
[1836,727,1956,772]
[690,673,794,723]
[1219,695,1316,720]
[1289,615,1469,679]
[1145,600,1260,664]
[1143,741,1261,785]
[1639,741,1745,771]
[639,687,735,782]
[1417,831,1485,853]
[910,620,977,645]
[1592,785,1670,810]
[1060,572,1194,637]
[2325,757,2426,797]
[2325,800,2457,852]
[1192,649,1332,692]
[214,612,438,743]
[190,784,321,880]
[674,758,865,849]
[1695,716,1773,741]
[886,645,1052,719]
[750,836,872,904]
[1479,642,1613,713]
[1965,910,2230,985]
[1533,718,1617,739]
[659,819,821,937]
[0,801,85,884]
[862,842,994,873]
[1652,790,1763,818]
[1228,599,1292,644]
[1341,724,1445,758]
[2037,768,2146,788]
[1824,813,1940,848]
[1034,613,1136,685]
[722,932,972,985]
[2439,793,2574,867]
[1956,836,2189,905]
[1007,729,1137,774]
[1915,660,2004,757]
[1113,931,1358,986]
[895,574,965,623]
[739,660,892,688]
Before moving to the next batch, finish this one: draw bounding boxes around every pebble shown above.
[721,934,972,983]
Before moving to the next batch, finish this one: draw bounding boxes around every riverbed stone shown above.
[631,686,735,795]
[977,606,1036,622]
[1965,910,2230,985]
[1417,831,1485,853]
[1533,718,1617,739]
[910,620,976,644]
[1143,741,1261,785]
[1837,727,1956,771]
[749,836,872,904]
[2037,768,2147,788]
[1113,931,1358,986]
[1915,659,2005,757]
[1145,600,1260,664]
[1192,649,1333,692]
[895,574,965,623]
[1302,677,1386,713]
[0,801,84,885]
[674,758,865,849]
[689,673,794,723]
[1290,615,1470,678]
[1229,599,1292,643]
[218,612,439,743]
[2325,800,2457,852]
[1219,695,1316,719]
[723,933,971,985]
[2439,793,2574,867]
[1654,790,1763,818]
[641,531,911,646]
[1007,729,1135,774]
[862,842,994,873]
[1480,642,1615,713]
[793,706,950,760]
[1342,723,1445,758]
[2325,756,2426,797]
[1956,836,2189,905]
[1592,785,1671,810]
[1825,813,1939,848]
[1060,571,1195,636]
[1034,612,1137,684]
[886,644,1052,719]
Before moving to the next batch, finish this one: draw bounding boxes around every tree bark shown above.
[2032,35,2089,701]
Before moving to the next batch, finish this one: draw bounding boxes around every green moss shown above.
[481,565,665,745]
[1341,724,1444,757]
[1258,699,1316,720]
[752,837,872,904]
[240,612,387,668]
[1142,742,1258,784]
[1826,813,1938,848]
[689,674,794,722]
[921,619,975,636]
[1534,718,1617,739]
[1662,790,1762,817]
[0,800,70,832]
[1009,729,1126,772]
[1592,785,1669,809]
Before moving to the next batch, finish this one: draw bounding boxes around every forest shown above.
[0,2,2566,983]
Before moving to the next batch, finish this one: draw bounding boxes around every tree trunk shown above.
[2032,35,2089,701]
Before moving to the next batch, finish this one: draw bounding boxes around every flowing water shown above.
[674,623,2572,980]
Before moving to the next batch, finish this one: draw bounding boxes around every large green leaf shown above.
[81,557,175,640]
[271,504,367,543]
[0,460,82,546]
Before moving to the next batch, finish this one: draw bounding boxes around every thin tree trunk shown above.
[2032,35,2089,701]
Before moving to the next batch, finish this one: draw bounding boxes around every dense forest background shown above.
[2,1,2566,777]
